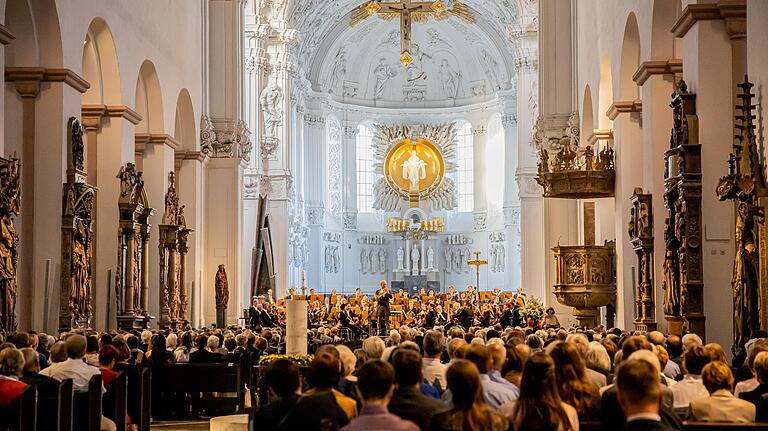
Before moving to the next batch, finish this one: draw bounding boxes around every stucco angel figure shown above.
[401,150,427,189]
[259,85,284,138]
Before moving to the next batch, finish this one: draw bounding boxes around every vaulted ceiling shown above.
[288,0,525,107]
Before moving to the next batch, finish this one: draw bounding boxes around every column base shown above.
[665,316,685,336]
[216,308,227,329]
[116,313,153,331]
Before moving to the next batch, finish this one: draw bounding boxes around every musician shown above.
[374,280,393,336]
[259,303,275,327]
[248,298,260,329]
[512,303,524,327]
[479,304,492,327]
[265,288,275,304]
[286,287,296,299]
[499,302,513,328]
[423,303,437,328]
[456,301,473,331]
[446,286,458,301]
[466,285,479,303]
[434,304,448,326]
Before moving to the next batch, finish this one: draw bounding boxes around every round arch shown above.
[619,12,641,101]
[82,18,121,106]
[173,88,197,151]
[135,60,164,134]
[4,0,62,67]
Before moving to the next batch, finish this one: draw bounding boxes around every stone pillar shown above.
[285,299,308,355]
[123,229,136,315]
[472,124,488,231]
[342,124,358,230]
[502,108,521,290]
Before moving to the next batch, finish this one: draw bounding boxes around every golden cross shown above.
[363,0,439,66]
[467,251,488,292]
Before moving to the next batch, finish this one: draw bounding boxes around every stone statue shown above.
[453,247,462,272]
[489,245,498,272]
[117,163,139,199]
[661,217,681,317]
[370,247,379,272]
[69,117,85,172]
[360,248,370,273]
[215,264,229,310]
[259,85,284,138]
[373,58,396,99]
[379,247,387,273]
[733,202,761,357]
[438,59,460,99]
[411,246,421,276]
[401,150,427,189]
[71,222,91,324]
[162,172,180,225]
[427,246,435,270]
[405,44,430,83]
[444,247,452,274]
[461,247,470,273]
[325,246,332,273]
[328,45,348,94]
[498,245,505,272]
[638,203,651,237]
[479,49,501,90]
[628,207,637,239]
[397,247,405,270]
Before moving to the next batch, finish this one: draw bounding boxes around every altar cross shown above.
[467,251,488,292]
[362,0,441,66]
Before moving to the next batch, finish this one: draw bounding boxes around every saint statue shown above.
[411,247,420,276]
[438,59,460,99]
[401,150,427,189]
[397,247,405,270]
[71,222,91,324]
[427,246,435,270]
[373,58,396,99]
[379,247,387,273]
[733,202,760,358]
[215,264,229,310]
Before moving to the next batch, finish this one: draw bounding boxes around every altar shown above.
[391,276,440,295]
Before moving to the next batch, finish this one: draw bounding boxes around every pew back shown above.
[73,375,102,431]
[0,384,36,431]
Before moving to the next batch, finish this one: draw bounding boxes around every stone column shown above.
[472,124,488,231]
[285,299,308,355]
[342,124,358,230]
[140,222,151,314]
[502,109,521,289]
[11,77,40,330]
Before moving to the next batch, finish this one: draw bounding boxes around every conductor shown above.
[374,280,393,336]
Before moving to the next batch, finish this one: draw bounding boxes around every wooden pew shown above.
[0,384,36,431]
[103,372,127,431]
[152,355,247,419]
[581,422,768,431]
[73,374,102,431]
[36,378,73,431]
[139,368,150,431]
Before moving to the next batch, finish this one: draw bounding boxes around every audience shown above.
[548,340,600,421]
[688,360,755,422]
[342,360,419,430]
[616,358,672,431]
[740,351,768,407]
[669,344,710,409]
[509,352,578,431]
[255,358,302,429]
[422,330,447,390]
[442,343,518,409]
[19,346,59,398]
[429,359,510,431]
[189,334,224,363]
[388,348,447,430]
[0,347,28,404]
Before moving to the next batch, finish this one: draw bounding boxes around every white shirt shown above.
[41,358,102,392]
[669,374,709,408]
[735,377,759,397]
[422,357,447,390]
[626,412,662,423]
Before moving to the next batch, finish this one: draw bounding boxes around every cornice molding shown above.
[671,1,746,38]
[174,150,208,164]
[135,133,179,151]
[82,104,143,127]
[632,59,683,86]
[0,24,15,45]
[607,100,642,120]
[5,67,90,93]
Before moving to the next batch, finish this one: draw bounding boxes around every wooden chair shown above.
[0,384,37,431]
[73,374,102,431]
[36,378,73,431]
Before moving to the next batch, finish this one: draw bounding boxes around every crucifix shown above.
[362,0,441,67]
[467,251,488,292]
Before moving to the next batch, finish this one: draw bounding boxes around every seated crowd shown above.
[258,326,768,431]
[2,320,768,430]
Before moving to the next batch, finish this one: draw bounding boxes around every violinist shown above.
[338,303,363,339]
[423,303,437,328]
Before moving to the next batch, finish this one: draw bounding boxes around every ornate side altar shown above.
[552,244,616,328]
[60,118,96,332]
[115,163,155,330]
[158,172,192,329]
[629,188,656,331]
[716,77,765,358]
[662,80,704,337]
[0,155,20,333]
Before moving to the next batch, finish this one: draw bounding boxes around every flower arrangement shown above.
[259,353,313,368]
[519,295,545,323]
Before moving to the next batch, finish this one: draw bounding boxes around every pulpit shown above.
[552,244,616,328]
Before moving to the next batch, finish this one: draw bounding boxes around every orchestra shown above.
[243,284,532,339]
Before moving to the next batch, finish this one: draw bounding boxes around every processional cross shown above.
[467,251,488,292]
[354,0,474,67]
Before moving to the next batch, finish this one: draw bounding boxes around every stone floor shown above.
[150,420,210,430]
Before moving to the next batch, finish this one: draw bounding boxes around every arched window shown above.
[356,124,375,213]
[456,122,474,212]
